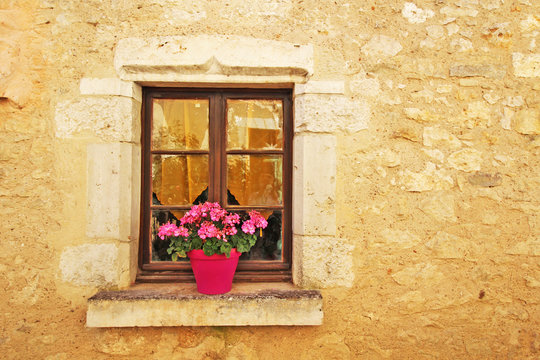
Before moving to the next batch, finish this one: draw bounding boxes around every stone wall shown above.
[1,0,538,359]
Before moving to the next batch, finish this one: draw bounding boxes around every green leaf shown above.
[192,237,203,249]
[221,243,232,257]
[203,242,215,256]
[249,235,257,246]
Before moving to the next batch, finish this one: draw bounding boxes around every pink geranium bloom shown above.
[173,226,189,237]
[158,202,269,258]
[198,221,220,239]
[224,213,240,226]
[249,210,268,229]
[158,222,178,239]
[241,220,256,235]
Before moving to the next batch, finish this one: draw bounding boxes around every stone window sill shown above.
[86,282,323,327]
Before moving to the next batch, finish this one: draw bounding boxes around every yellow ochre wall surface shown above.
[1,0,539,359]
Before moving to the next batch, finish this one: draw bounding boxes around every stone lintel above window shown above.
[114,35,314,84]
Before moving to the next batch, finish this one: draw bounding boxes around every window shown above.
[138,88,293,282]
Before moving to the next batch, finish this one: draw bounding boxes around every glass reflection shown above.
[152,155,208,206]
[151,210,188,262]
[152,99,209,150]
[227,155,283,206]
[151,209,283,261]
[227,99,283,150]
[240,210,282,260]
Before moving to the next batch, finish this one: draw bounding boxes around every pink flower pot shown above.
[187,248,241,294]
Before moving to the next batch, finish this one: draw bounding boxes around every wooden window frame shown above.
[137,87,293,283]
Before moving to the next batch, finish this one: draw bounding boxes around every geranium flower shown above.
[157,202,269,258]
[241,220,256,235]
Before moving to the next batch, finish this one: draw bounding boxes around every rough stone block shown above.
[402,2,434,24]
[55,97,141,142]
[86,283,323,326]
[218,0,293,19]
[513,108,540,135]
[294,94,369,133]
[114,35,314,83]
[447,148,483,172]
[374,229,421,249]
[86,143,141,242]
[513,53,540,78]
[60,243,118,286]
[361,35,402,59]
[502,96,524,108]
[404,108,441,123]
[0,9,33,107]
[440,5,478,18]
[423,127,462,149]
[294,235,354,288]
[393,263,475,311]
[294,81,344,95]
[398,163,454,192]
[449,64,506,79]
[506,237,540,256]
[425,231,476,259]
[80,78,142,102]
[464,101,492,128]
[426,25,445,39]
[293,134,336,236]
[403,58,447,79]
[481,23,512,48]
[350,78,381,97]
[468,172,502,187]
[419,193,457,223]
[392,263,444,287]
[520,15,540,34]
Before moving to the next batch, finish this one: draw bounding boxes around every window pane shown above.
[239,210,283,260]
[152,155,209,206]
[227,155,283,206]
[227,99,283,150]
[150,210,188,262]
[152,99,209,150]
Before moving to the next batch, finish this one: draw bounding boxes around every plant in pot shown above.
[157,202,268,294]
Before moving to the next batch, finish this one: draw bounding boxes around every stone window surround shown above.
[62,35,360,326]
